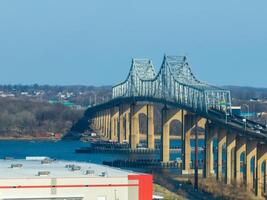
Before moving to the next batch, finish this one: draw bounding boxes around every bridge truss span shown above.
[112,55,231,114]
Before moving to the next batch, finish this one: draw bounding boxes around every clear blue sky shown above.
[0,0,266,87]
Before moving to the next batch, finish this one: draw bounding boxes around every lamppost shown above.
[242,104,250,119]
[242,104,249,131]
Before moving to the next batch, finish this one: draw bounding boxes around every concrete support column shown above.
[183,114,194,172]
[96,113,99,129]
[108,111,111,139]
[147,104,154,149]
[91,117,95,129]
[226,132,236,184]
[110,107,119,141]
[161,108,182,163]
[205,125,216,178]
[102,111,106,137]
[118,104,130,143]
[256,143,267,197]
[130,104,138,149]
[235,136,246,185]
[105,111,109,138]
[217,128,226,181]
[99,112,103,132]
[103,111,106,138]
[100,112,104,134]
[129,104,147,149]
[106,110,109,138]
[125,113,130,142]
[110,111,115,141]
[246,140,257,191]
[98,113,101,130]
[119,105,125,144]
[161,107,170,163]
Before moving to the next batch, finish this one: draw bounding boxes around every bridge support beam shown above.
[125,112,130,142]
[107,110,111,138]
[110,107,119,142]
[235,136,246,185]
[183,115,206,174]
[161,107,170,163]
[102,111,106,137]
[119,104,130,143]
[99,113,102,131]
[147,104,154,149]
[183,114,194,172]
[217,128,226,181]
[100,111,104,135]
[246,140,257,191]
[104,111,108,137]
[205,125,217,178]
[100,111,105,136]
[95,113,99,129]
[161,107,182,163]
[130,104,146,149]
[226,132,236,184]
[256,143,267,197]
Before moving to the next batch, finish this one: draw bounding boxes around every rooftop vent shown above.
[41,159,54,164]
[100,171,108,177]
[84,170,95,175]
[11,164,23,169]
[37,171,50,176]
[65,164,81,171]
[4,157,14,160]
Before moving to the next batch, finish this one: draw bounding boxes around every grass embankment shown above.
[153,183,186,200]
[154,172,264,200]
[197,178,260,200]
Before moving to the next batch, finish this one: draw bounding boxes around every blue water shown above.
[0,140,129,164]
[0,139,205,164]
[1,139,251,174]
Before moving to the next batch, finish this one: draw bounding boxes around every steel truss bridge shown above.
[74,55,267,197]
[113,55,231,115]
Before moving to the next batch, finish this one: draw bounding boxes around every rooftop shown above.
[0,157,137,179]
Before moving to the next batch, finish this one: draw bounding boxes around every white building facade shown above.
[0,159,153,200]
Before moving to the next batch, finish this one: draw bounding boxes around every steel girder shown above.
[112,55,232,114]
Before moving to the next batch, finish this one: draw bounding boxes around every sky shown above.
[0,0,266,87]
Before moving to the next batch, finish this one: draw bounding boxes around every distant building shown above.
[0,158,153,200]
[231,106,256,117]
[231,106,241,116]
[54,133,62,140]
[250,98,260,102]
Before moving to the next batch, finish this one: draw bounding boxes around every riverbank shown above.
[0,136,60,141]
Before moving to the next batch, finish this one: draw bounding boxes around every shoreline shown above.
[0,136,61,141]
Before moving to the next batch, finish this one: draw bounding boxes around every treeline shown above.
[0,84,112,107]
[0,97,83,137]
[223,86,267,100]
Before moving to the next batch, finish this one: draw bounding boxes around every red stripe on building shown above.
[128,174,153,200]
[0,184,139,189]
